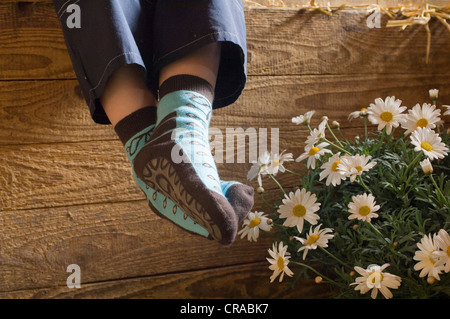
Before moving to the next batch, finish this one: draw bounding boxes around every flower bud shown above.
[420,158,433,175]
[427,276,436,285]
[429,88,438,100]
[332,120,340,128]
[315,276,323,284]
[256,186,265,194]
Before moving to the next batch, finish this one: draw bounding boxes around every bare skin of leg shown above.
[159,42,221,89]
[101,42,220,126]
[101,64,157,127]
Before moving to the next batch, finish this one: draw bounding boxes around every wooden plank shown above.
[0,199,282,293]
[245,8,450,75]
[0,262,334,299]
[0,2,75,79]
[1,3,450,80]
[0,80,117,145]
[0,140,139,211]
[1,75,449,146]
[0,134,302,212]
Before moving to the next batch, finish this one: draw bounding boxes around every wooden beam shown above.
[1,3,450,80]
[0,262,334,299]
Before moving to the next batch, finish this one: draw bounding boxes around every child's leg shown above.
[157,43,254,223]
[102,61,252,241]
[133,42,252,244]
[101,64,156,127]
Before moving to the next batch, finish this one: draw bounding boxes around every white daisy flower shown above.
[420,158,433,175]
[401,103,441,135]
[443,105,450,116]
[268,150,293,175]
[413,233,444,280]
[319,152,348,186]
[410,127,449,160]
[238,211,272,242]
[305,119,327,147]
[277,188,321,233]
[295,142,332,169]
[247,151,271,186]
[348,107,372,121]
[292,111,315,125]
[367,96,407,134]
[338,154,377,182]
[294,224,334,260]
[347,193,380,222]
[267,242,294,283]
[433,229,450,273]
[352,264,402,299]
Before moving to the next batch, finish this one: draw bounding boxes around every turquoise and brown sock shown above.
[115,94,253,242]
[133,75,251,245]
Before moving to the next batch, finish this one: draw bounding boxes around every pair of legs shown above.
[101,43,221,127]
[53,0,251,245]
[100,42,253,244]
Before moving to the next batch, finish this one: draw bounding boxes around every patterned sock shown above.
[115,107,209,238]
[115,104,253,241]
[133,75,245,244]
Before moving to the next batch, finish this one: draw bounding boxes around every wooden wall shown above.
[1,0,449,298]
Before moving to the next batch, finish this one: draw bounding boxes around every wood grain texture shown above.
[1,3,450,80]
[1,2,450,299]
[0,262,334,299]
[0,200,288,293]
[1,76,448,146]
[245,8,450,76]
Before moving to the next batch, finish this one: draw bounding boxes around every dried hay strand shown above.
[244,1,450,63]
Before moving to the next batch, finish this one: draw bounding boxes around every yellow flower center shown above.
[380,111,393,122]
[308,147,320,156]
[421,142,433,152]
[416,118,429,128]
[307,234,320,245]
[293,204,307,217]
[367,271,383,287]
[359,205,371,216]
[361,108,367,112]
[249,218,261,228]
[277,256,284,270]
[446,246,450,257]
[355,165,363,172]
[331,160,341,172]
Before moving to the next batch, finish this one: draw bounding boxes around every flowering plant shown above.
[243,90,450,299]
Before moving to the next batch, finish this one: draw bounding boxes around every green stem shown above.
[429,174,450,208]
[406,152,423,173]
[367,221,391,245]
[268,174,286,195]
[358,175,373,194]
[319,247,352,270]
[259,192,275,210]
[364,117,368,141]
[284,168,303,177]
[321,138,352,156]
[336,127,348,143]
[326,122,344,148]
[290,261,341,287]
